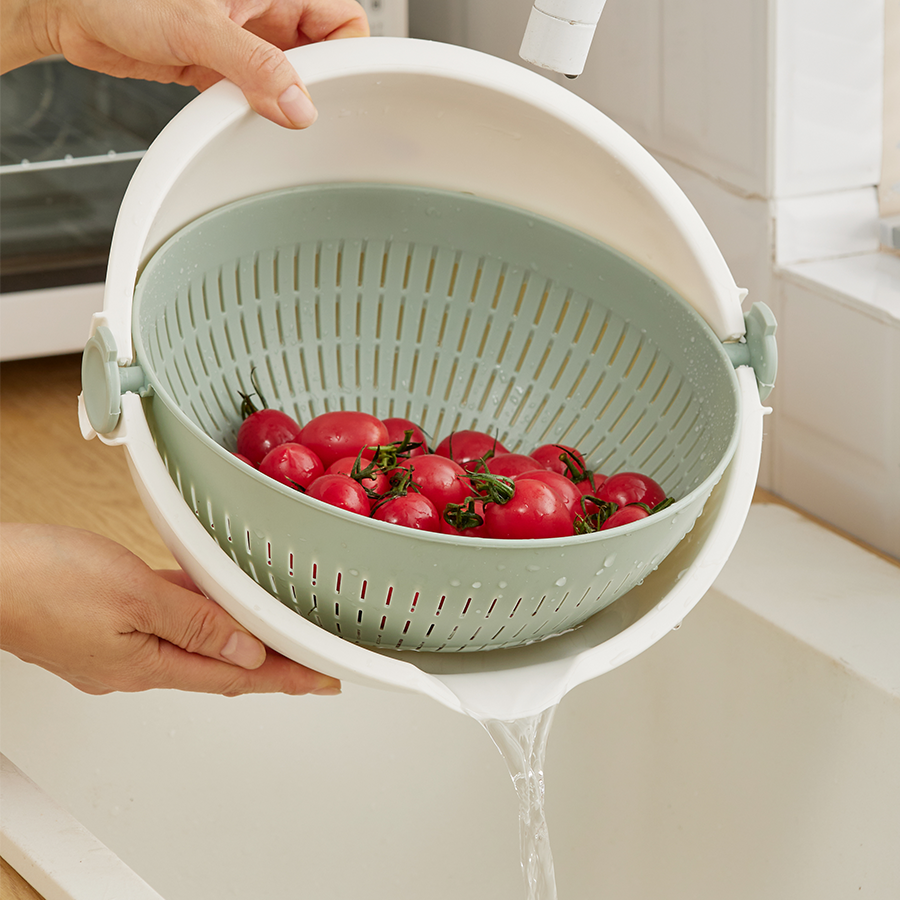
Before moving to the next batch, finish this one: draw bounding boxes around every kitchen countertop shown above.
[2,352,896,900]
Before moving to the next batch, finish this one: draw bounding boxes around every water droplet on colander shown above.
[498,581,508,589]
[450,578,461,587]
[604,554,616,567]
[555,577,567,587]
[349,569,359,577]
[472,582,482,589]
[526,564,541,572]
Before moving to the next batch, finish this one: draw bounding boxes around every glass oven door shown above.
[0,59,196,359]
[1,58,196,295]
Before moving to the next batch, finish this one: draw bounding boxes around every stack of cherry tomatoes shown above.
[231,382,673,540]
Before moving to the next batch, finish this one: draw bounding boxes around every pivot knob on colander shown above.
[81,325,147,436]
[724,303,778,401]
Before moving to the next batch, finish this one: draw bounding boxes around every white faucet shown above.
[519,0,609,76]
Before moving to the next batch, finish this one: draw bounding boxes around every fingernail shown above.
[221,631,266,669]
[278,83,318,128]
[312,682,342,696]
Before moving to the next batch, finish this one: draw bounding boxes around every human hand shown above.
[0,0,369,128]
[0,523,342,697]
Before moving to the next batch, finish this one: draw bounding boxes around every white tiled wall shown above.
[773,0,885,197]
[409,0,900,559]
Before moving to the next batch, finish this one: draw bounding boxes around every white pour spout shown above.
[519,0,609,76]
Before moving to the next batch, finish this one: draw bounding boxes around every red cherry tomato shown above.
[596,472,666,510]
[372,493,441,532]
[514,469,584,521]
[305,474,371,515]
[529,443,586,477]
[326,456,390,499]
[393,454,471,514]
[600,504,651,530]
[484,480,574,540]
[382,417,429,457]
[236,408,302,466]
[258,443,325,490]
[299,411,390,469]
[487,453,547,478]
[434,430,510,472]
[232,452,255,467]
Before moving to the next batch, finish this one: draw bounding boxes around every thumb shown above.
[197,21,318,129]
[147,577,268,670]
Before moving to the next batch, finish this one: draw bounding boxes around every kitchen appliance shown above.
[0,0,408,361]
[0,59,196,360]
[78,36,776,720]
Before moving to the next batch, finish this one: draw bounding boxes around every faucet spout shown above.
[519,0,609,77]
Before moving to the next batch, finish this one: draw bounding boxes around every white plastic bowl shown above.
[80,37,770,720]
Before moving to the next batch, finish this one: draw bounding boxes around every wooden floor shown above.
[1,858,43,900]
[0,353,176,568]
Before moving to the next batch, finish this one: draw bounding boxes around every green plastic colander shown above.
[92,182,741,652]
